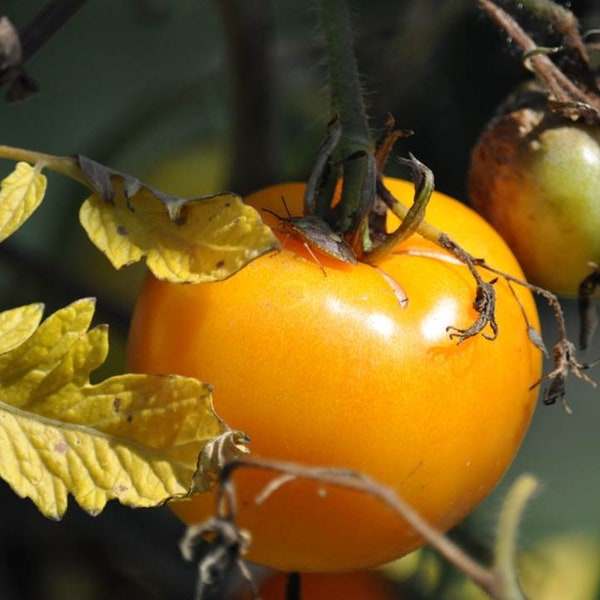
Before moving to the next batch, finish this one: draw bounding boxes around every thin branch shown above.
[220,457,496,594]
[516,0,597,91]
[477,0,600,116]
[18,0,89,62]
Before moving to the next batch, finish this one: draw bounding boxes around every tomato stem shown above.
[317,0,374,232]
[478,0,600,119]
[0,144,88,185]
[364,154,434,263]
[515,0,590,67]
[285,572,301,600]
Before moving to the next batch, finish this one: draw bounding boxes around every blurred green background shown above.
[2,1,600,598]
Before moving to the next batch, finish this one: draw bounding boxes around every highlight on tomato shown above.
[127,178,542,572]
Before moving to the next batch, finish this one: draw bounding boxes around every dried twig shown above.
[193,456,541,600]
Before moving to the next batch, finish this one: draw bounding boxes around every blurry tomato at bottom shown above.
[234,569,396,599]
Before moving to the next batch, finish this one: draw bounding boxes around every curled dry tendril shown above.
[475,259,596,412]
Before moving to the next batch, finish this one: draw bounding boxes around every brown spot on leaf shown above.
[216,260,225,269]
[174,214,187,226]
[54,440,68,454]
[113,397,122,412]
[116,225,128,236]
[173,204,189,226]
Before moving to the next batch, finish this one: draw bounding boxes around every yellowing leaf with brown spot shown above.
[0,298,248,519]
[76,155,278,283]
[0,162,47,241]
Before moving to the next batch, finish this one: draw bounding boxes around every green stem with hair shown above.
[317,0,374,232]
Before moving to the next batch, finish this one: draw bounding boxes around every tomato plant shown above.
[234,570,395,600]
[127,178,542,572]
[468,96,600,297]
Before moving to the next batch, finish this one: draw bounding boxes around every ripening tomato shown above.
[127,178,541,572]
[469,101,600,296]
[234,570,395,600]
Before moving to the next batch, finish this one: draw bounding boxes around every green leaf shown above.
[0,162,47,242]
[77,155,279,283]
[0,298,249,519]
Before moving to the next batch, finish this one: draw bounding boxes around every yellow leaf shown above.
[0,162,47,242]
[0,302,44,353]
[76,155,279,283]
[0,298,98,408]
[0,299,248,519]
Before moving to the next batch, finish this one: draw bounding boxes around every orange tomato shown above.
[234,570,395,600]
[127,178,542,572]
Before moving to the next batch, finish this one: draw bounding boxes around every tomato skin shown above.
[127,178,541,572]
[234,570,394,600]
[469,105,600,296]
